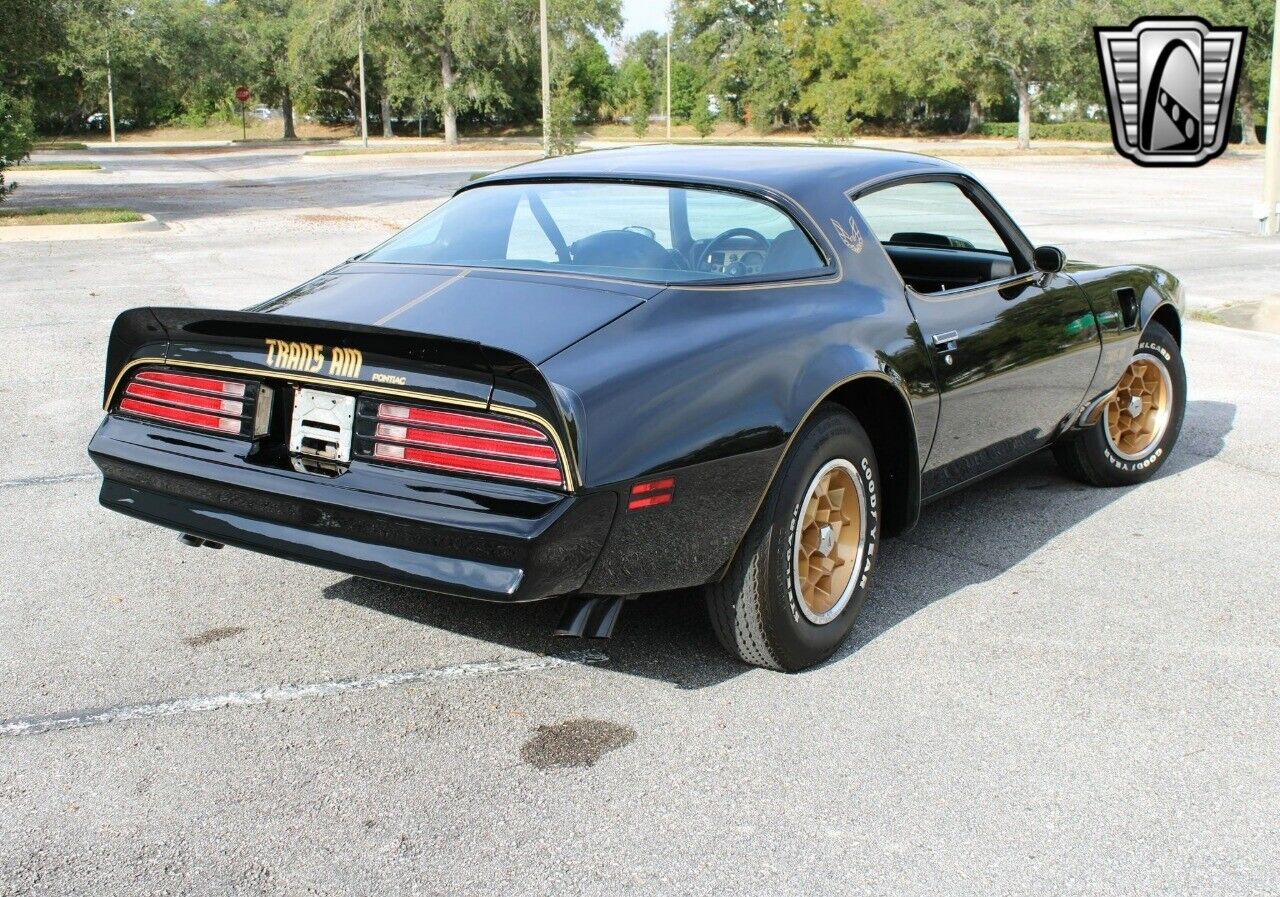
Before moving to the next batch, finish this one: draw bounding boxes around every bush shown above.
[0,92,34,203]
[978,120,1112,142]
[547,85,578,156]
[174,108,210,130]
[690,103,716,139]
[630,95,651,139]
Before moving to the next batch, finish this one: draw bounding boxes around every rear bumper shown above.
[89,417,616,602]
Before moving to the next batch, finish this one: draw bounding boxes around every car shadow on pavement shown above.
[327,399,1234,688]
[832,398,1236,665]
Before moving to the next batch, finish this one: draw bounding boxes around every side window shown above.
[854,181,1021,294]
[685,189,797,241]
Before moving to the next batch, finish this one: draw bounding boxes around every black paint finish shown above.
[89,145,1183,602]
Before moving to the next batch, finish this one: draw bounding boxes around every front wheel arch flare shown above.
[1148,303,1182,345]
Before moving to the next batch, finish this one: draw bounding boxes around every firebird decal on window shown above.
[264,339,363,379]
[831,217,865,254]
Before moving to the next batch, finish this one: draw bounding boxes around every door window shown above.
[854,181,1019,293]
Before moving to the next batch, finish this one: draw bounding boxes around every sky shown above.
[620,0,670,40]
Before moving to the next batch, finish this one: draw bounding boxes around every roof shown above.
[472,144,966,207]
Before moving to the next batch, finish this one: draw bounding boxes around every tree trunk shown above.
[381,95,393,137]
[440,37,458,146]
[1015,78,1032,150]
[281,84,297,140]
[1238,78,1258,145]
[965,98,983,134]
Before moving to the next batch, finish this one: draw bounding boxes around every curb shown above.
[0,214,167,242]
[301,148,542,163]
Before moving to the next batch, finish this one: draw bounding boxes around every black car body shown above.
[89,146,1183,629]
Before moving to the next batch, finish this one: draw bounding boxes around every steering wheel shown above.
[697,227,770,273]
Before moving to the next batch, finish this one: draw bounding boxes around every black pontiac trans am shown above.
[89,146,1186,671]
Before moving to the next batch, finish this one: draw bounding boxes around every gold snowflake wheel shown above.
[1105,353,1173,461]
[792,459,867,625]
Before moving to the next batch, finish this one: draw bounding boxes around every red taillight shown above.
[117,369,254,437]
[374,423,558,463]
[373,443,563,485]
[628,477,675,511]
[120,397,242,434]
[370,402,563,487]
[135,370,246,397]
[125,382,244,416]
[378,403,545,440]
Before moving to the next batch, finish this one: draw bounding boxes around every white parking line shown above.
[1,650,608,738]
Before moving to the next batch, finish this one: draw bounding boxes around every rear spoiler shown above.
[103,306,580,487]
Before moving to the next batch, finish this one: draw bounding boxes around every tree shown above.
[566,37,614,122]
[690,97,716,137]
[293,0,617,145]
[615,57,653,137]
[547,56,578,154]
[228,0,305,139]
[0,0,63,197]
[0,92,32,202]
[785,0,904,135]
[669,59,699,121]
[1202,0,1274,144]
[56,0,238,131]
[675,0,793,126]
[925,0,1093,149]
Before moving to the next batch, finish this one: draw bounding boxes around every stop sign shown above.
[235,86,251,103]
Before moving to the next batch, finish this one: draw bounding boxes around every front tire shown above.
[706,406,881,671]
[1053,321,1186,486]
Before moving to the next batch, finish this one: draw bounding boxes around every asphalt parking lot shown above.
[2,145,1279,896]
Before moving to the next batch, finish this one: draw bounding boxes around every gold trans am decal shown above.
[264,339,363,379]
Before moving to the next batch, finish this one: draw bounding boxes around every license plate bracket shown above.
[289,388,356,468]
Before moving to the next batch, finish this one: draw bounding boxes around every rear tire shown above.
[706,406,881,671]
[1053,321,1185,486]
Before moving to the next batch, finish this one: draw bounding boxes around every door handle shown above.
[932,331,960,365]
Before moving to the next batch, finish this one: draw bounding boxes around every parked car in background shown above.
[251,105,273,120]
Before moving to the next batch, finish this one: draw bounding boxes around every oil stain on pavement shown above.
[182,626,247,647]
[520,718,637,769]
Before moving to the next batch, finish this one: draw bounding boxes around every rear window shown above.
[364,181,827,284]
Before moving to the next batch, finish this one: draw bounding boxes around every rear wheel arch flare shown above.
[819,375,920,538]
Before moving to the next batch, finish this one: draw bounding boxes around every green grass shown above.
[1187,307,1227,325]
[33,141,89,151]
[17,161,102,171]
[306,141,522,157]
[0,207,144,226]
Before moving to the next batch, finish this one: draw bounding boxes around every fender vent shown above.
[1114,287,1139,328]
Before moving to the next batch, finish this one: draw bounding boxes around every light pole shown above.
[357,8,369,148]
[540,0,551,156]
[1263,0,1280,235]
[666,25,672,140]
[106,45,117,144]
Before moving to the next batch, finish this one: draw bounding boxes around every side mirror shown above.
[1033,245,1065,274]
